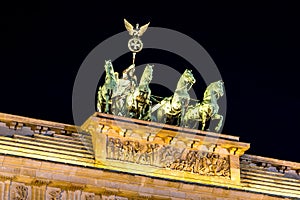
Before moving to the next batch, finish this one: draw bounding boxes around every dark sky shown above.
[1,2,299,162]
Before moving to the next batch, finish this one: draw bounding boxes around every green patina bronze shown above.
[156,69,196,126]
[96,20,224,132]
[97,60,117,113]
[183,80,224,132]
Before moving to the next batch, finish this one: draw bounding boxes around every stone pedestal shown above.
[81,112,250,186]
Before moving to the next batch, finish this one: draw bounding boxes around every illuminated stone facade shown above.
[0,112,299,199]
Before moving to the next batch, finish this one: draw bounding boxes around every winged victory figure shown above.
[124,19,150,37]
[124,19,150,63]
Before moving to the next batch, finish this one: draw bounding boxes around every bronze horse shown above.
[182,80,224,132]
[97,60,117,113]
[156,69,196,126]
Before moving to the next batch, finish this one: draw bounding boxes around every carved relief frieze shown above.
[168,150,230,177]
[106,137,230,178]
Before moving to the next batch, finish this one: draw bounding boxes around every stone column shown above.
[3,180,10,200]
[31,185,46,200]
[0,182,4,200]
[31,186,37,200]
[30,179,49,200]
[39,185,46,200]
[73,190,81,200]
[67,190,74,200]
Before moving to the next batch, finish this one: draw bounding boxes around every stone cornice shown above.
[0,112,78,135]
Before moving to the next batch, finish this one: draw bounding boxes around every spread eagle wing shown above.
[124,18,134,36]
[138,22,150,36]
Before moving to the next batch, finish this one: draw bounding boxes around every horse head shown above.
[103,60,117,87]
[204,80,224,101]
[211,80,224,99]
[104,60,114,75]
[182,69,196,90]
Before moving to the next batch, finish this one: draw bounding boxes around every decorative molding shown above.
[59,183,85,191]
[0,175,16,181]
[102,189,120,196]
[30,179,51,187]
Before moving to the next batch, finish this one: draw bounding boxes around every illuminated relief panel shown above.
[106,137,230,179]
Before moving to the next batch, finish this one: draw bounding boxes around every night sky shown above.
[1,2,299,162]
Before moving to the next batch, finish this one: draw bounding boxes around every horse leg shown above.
[182,114,187,127]
[119,98,125,116]
[138,102,143,119]
[212,114,223,132]
[140,102,147,120]
[192,121,199,129]
[179,106,185,127]
[104,95,109,113]
[157,108,165,123]
[104,90,111,113]
[180,98,189,127]
[201,112,207,131]
[144,94,152,121]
